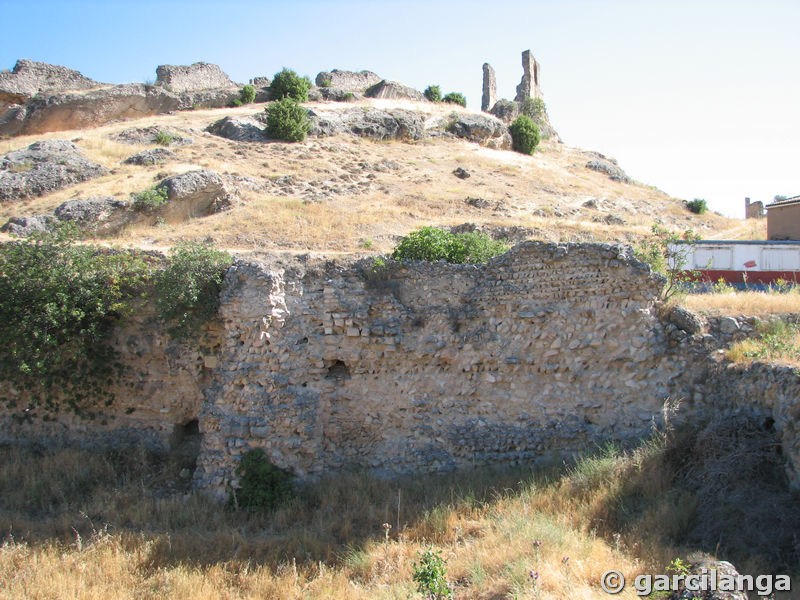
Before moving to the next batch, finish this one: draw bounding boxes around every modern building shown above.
[765,195,800,241]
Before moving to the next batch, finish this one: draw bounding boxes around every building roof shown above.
[766,195,800,209]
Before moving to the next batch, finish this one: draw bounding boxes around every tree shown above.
[509,115,540,154]
[265,98,311,142]
[269,68,312,102]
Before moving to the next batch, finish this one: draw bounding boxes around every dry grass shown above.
[0,99,740,254]
[682,288,800,317]
[725,318,800,366]
[1,421,796,600]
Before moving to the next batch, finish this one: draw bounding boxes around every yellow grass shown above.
[682,289,800,317]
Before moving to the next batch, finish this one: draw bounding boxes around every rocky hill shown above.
[0,58,742,255]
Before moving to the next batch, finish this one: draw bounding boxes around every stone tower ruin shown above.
[481,63,496,112]
[482,49,543,114]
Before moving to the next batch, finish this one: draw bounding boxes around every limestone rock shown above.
[669,305,704,335]
[0,214,56,236]
[585,153,631,183]
[206,116,268,142]
[111,126,193,146]
[666,555,750,600]
[154,170,232,221]
[364,80,425,102]
[489,99,520,123]
[0,140,108,202]
[315,69,381,92]
[0,59,100,107]
[451,114,511,150]
[122,148,176,165]
[249,76,271,87]
[178,87,240,110]
[481,63,496,112]
[309,108,425,141]
[155,62,234,93]
[453,167,470,179]
[319,87,360,102]
[54,196,134,235]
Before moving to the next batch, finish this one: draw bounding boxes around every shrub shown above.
[154,131,173,146]
[509,115,540,154]
[240,84,256,104]
[342,92,355,102]
[269,68,312,102]
[424,85,442,103]
[265,97,311,142]
[687,198,707,214]
[412,548,452,599]
[154,241,233,339]
[230,98,243,107]
[229,448,295,511]
[391,226,508,264]
[521,97,546,119]
[132,186,169,212]
[0,224,151,418]
[633,224,700,300]
[318,77,332,88]
[442,92,466,107]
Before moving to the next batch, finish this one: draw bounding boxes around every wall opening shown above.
[325,360,351,381]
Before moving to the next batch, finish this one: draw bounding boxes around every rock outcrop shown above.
[206,116,268,142]
[0,140,108,202]
[53,196,134,234]
[155,62,235,93]
[450,113,511,150]
[309,108,425,141]
[122,148,176,166]
[585,153,631,183]
[364,80,425,102]
[481,63,496,112]
[514,49,542,102]
[111,126,193,146]
[315,69,381,92]
[0,59,100,108]
[0,214,56,236]
[154,170,232,221]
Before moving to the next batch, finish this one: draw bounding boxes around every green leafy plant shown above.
[154,241,233,339]
[264,97,311,142]
[240,84,256,104]
[229,448,295,511]
[154,131,173,146]
[509,115,541,154]
[341,92,355,102]
[424,85,442,103]
[132,186,169,212]
[521,97,546,119]
[0,224,152,419]
[230,98,243,107]
[391,226,508,264]
[318,76,332,88]
[633,224,700,300]
[686,198,707,214]
[442,92,466,107]
[269,68,312,102]
[412,548,452,599]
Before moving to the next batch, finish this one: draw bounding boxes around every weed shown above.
[154,131,173,146]
[412,548,452,599]
[132,186,168,211]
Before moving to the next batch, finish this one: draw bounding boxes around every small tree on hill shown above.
[270,68,312,102]
[265,98,311,142]
[442,92,466,107]
[424,85,442,103]
[509,115,540,154]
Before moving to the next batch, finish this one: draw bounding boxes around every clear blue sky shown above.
[2,0,798,218]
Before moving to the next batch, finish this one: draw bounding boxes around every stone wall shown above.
[155,62,235,93]
[3,241,800,499]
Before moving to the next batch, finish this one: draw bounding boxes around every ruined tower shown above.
[514,49,542,102]
[481,63,497,112]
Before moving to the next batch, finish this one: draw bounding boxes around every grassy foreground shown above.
[0,416,797,599]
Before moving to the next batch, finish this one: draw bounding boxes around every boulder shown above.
[364,80,425,102]
[668,305,704,335]
[309,108,425,141]
[155,62,234,93]
[122,148,176,165]
[0,214,56,236]
[154,170,232,222]
[0,140,108,202]
[54,196,134,234]
[315,69,381,92]
[585,153,631,183]
[0,59,100,108]
[665,555,750,600]
[111,126,193,146]
[178,87,240,109]
[489,99,520,123]
[205,116,268,142]
[319,87,360,102]
[451,114,511,150]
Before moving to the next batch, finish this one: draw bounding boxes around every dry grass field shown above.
[0,99,742,256]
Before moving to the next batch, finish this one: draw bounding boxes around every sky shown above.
[1,0,798,218]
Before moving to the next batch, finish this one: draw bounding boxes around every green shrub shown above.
[229,448,295,511]
[154,131,173,146]
[509,115,540,154]
[521,97,546,119]
[240,84,256,104]
[132,186,169,212]
[424,85,442,103]
[687,198,708,214]
[412,548,452,599]
[0,224,151,418]
[318,77,332,88]
[265,97,311,142]
[391,226,508,264]
[230,98,243,107]
[342,92,355,102]
[269,68,312,102]
[154,241,233,339]
[442,92,466,107]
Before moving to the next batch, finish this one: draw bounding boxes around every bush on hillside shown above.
[264,97,311,142]
[509,115,540,154]
[521,97,546,119]
[269,68,312,102]
[687,198,708,214]
[240,84,256,104]
[229,448,295,511]
[391,226,508,264]
[442,92,466,107]
[424,85,442,103]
